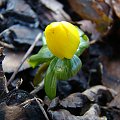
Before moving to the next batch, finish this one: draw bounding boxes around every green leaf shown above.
[55,55,82,80]
[44,58,58,99]
[42,33,47,45]
[76,34,89,56]
[28,45,54,68]
[45,56,82,99]
[45,75,57,100]
[78,28,84,37]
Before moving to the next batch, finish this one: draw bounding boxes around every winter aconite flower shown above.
[28,21,89,99]
[44,21,80,59]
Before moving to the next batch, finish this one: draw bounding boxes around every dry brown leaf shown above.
[68,0,112,33]
[39,0,71,21]
[100,56,120,92]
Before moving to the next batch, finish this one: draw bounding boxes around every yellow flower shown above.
[44,21,80,59]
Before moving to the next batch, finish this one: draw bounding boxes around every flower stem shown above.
[33,62,49,86]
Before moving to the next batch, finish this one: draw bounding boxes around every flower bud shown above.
[45,21,80,59]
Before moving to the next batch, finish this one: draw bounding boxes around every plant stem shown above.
[33,62,49,86]
[30,80,44,95]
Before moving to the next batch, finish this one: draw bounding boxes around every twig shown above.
[19,97,49,120]
[35,97,50,120]
[89,39,98,45]
[30,80,44,95]
[0,41,15,49]
[7,33,42,86]
[19,98,42,107]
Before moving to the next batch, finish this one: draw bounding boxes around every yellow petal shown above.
[45,21,80,59]
[61,21,80,59]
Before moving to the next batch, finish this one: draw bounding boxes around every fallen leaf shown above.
[68,0,112,33]
[100,56,120,92]
[3,49,30,73]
